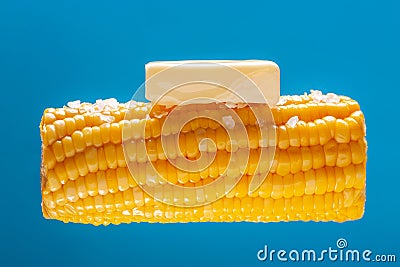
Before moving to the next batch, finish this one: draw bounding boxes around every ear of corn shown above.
[40,93,367,225]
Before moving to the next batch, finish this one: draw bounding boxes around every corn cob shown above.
[40,92,367,225]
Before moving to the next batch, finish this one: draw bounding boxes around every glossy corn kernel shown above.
[40,92,367,225]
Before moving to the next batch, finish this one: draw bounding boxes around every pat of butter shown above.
[145,60,280,106]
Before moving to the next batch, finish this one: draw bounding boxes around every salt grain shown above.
[276,97,287,105]
[100,114,114,123]
[286,116,299,128]
[67,100,81,109]
[222,115,235,130]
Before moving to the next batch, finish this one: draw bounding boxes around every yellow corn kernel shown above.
[311,145,325,169]
[283,173,294,198]
[303,195,314,212]
[104,143,117,169]
[69,114,83,128]
[297,121,310,146]
[288,147,302,174]
[74,153,88,177]
[324,139,338,166]
[71,131,85,153]
[64,180,79,202]
[293,172,305,197]
[354,164,366,189]
[315,168,328,195]
[104,194,116,212]
[82,113,94,127]
[92,126,102,147]
[323,116,336,137]
[123,189,135,209]
[350,141,364,164]
[54,120,67,139]
[155,138,166,161]
[75,176,88,199]
[287,124,300,147]
[61,136,75,158]
[54,162,68,184]
[271,174,284,199]
[100,123,111,144]
[336,143,352,167]
[258,173,273,198]
[116,168,130,191]
[300,147,312,172]
[82,127,93,146]
[278,125,289,149]
[110,123,121,144]
[335,119,350,143]
[315,119,330,145]
[235,176,248,198]
[247,125,259,149]
[84,147,98,173]
[186,131,199,158]
[54,108,66,120]
[97,147,108,171]
[52,141,65,162]
[343,164,356,188]
[276,150,290,176]
[114,191,125,210]
[307,122,319,146]
[42,192,56,209]
[43,147,56,170]
[96,171,108,195]
[64,118,77,135]
[45,125,58,145]
[64,157,79,180]
[46,169,61,192]
[326,166,336,192]
[334,167,345,193]
[85,173,100,196]
[304,169,316,195]
[83,197,96,213]
[94,195,105,212]
[106,169,119,193]
[133,187,144,207]
[54,187,67,206]
[43,112,56,125]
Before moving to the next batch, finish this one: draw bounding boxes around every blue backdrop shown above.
[0,0,399,266]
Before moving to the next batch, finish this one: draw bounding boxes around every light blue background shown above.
[0,0,399,266]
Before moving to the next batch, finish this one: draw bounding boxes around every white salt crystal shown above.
[67,100,81,109]
[100,114,114,123]
[276,97,287,105]
[325,93,340,103]
[310,90,323,103]
[286,116,299,128]
[222,115,235,129]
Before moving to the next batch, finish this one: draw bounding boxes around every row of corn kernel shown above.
[42,101,150,123]
[272,140,366,176]
[43,166,136,194]
[43,139,365,190]
[41,97,363,144]
[41,102,153,144]
[47,138,365,180]
[44,163,366,210]
[44,121,365,170]
[43,188,365,225]
[271,101,360,125]
[42,106,364,151]
[278,116,364,149]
